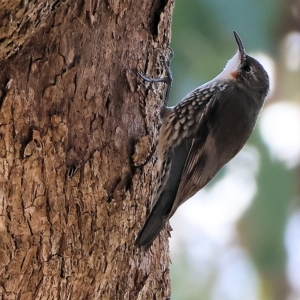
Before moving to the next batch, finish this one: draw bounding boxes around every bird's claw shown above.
[139,48,174,106]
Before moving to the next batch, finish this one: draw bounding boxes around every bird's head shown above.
[216,31,269,99]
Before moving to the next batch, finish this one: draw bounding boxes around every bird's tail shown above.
[135,186,177,251]
[135,145,189,250]
[135,208,166,250]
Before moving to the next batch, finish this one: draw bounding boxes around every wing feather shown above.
[169,96,221,217]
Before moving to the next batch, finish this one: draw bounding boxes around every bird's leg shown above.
[134,49,173,168]
[139,48,173,107]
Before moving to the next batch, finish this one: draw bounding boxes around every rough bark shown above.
[0,0,174,299]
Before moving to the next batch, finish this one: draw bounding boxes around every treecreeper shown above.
[135,31,269,250]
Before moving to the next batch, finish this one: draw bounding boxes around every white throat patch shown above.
[214,51,241,81]
[184,51,242,97]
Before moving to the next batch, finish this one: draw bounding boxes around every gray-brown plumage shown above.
[135,31,269,250]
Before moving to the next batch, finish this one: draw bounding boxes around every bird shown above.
[135,31,269,250]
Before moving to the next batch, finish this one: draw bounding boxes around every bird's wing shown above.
[168,95,222,218]
[135,90,221,248]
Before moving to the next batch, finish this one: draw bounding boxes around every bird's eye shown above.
[242,65,251,72]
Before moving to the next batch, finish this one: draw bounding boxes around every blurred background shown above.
[168,1,300,299]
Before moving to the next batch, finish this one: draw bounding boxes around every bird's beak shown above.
[233,31,246,61]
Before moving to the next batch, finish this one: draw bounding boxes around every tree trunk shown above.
[0,0,174,299]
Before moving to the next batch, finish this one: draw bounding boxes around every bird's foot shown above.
[138,48,174,106]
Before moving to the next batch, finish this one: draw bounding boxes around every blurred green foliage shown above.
[169,1,295,299]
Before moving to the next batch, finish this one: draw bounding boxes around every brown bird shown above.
[135,31,269,250]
